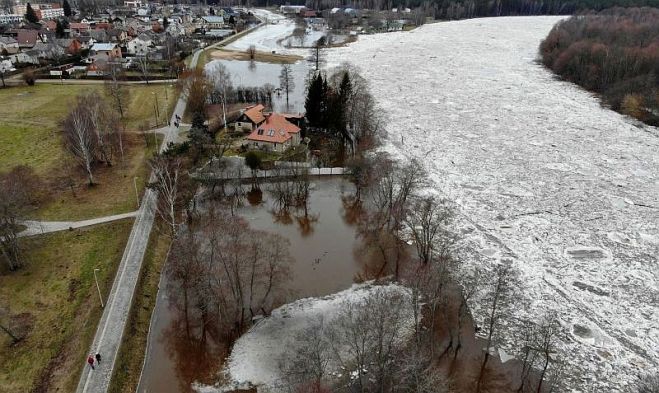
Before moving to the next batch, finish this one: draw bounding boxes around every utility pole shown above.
[93,268,104,308]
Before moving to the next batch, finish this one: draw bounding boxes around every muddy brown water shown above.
[138,178,365,393]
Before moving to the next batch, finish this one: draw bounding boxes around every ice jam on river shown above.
[325,16,658,392]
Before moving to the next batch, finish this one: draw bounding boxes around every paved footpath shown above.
[20,212,138,237]
[75,47,203,393]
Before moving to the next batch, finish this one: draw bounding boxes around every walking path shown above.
[19,212,138,237]
[74,45,204,393]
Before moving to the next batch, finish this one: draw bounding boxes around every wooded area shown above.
[540,7,659,124]
[247,0,659,18]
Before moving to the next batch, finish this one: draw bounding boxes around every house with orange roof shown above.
[234,104,265,132]
[246,113,301,152]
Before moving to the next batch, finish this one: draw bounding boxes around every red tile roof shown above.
[16,30,38,47]
[243,104,265,124]
[247,113,300,144]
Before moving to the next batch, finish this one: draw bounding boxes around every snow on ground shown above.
[196,282,414,392]
[328,16,659,392]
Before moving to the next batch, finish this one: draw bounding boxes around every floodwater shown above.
[206,59,310,114]
[138,178,364,393]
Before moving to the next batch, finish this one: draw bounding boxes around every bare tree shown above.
[532,315,561,393]
[292,21,306,46]
[279,317,333,392]
[87,92,122,166]
[105,61,129,119]
[328,287,412,393]
[279,64,295,110]
[178,68,210,120]
[476,262,519,393]
[0,166,41,271]
[61,101,97,185]
[207,62,233,129]
[246,44,257,60]
[135,54,150,84]
[310,36,326,71]
[404,195,455,264]
[149,155,185,239]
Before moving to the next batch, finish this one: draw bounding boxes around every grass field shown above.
[108,231,171,393]
[0,84,174,174]
[0,220,133,393]
[0,84,174,220]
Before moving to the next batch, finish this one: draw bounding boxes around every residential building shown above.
[0,37,19,54]
[235,104,265,132]
[14,3,64,20]
[69,23,91,34]
[126,33,152,55]
[200,15,224,29]
[0,14,22,25]
[90,42,122,58]
[55,38,82,54]
[246,113,302,152]
[16,30,40,49]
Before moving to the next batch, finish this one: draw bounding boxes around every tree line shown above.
[540,7,659,125]
[245,0,659,19]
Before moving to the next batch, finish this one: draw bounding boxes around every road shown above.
[74,47,203,393]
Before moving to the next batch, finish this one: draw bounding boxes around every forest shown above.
[244,0,659,18]
[540,7,659,124]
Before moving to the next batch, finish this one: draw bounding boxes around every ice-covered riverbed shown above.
[329,16,659,392]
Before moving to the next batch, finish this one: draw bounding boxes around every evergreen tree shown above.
[62,0,72,17]
[305,73,324,128]
[25,3,39,23]
[338,71,352,129]
[188,112,211,164]
[55,18,68,38]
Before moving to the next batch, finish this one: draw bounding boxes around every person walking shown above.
[87,355,95,370]
[95,353,102,364]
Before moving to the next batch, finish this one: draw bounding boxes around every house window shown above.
[268,129,275,136]
[258,129,264,135]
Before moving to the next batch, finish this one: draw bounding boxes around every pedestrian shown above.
[87,355,95,370]
[95,353,102,364]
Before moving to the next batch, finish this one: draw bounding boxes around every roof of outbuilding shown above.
[242,104,265,124]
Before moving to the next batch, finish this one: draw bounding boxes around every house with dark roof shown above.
[234,104,266,132]
[246,113,301,152]
[16,30,40,49]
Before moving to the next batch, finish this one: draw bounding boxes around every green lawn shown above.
[0,220,133,393]
[0,84,174,220]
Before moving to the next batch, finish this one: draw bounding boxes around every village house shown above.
[200,15,225,29]
[126,33,152,55]
[69,22,91,34]
[55,38,82,54]
[16,30,40,49]
[0,37,19,54]
[90,42,122,58]
[234,104,266,132]
[246,113,302,152]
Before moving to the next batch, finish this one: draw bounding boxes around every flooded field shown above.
[138,179,364,392]
[206,59,309,114]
